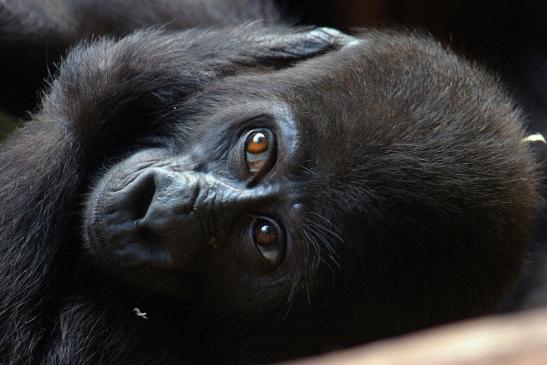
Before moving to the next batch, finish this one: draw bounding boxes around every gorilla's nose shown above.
[125,168,200,225]
[86,166,204,271]
[118,168,205,263]
[122,168,265,231]
[103,166,274,268]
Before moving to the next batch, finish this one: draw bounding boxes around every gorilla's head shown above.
[82,31,538,353]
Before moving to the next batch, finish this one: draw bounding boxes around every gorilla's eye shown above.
[252,219,283,263]
[244,129,275,177]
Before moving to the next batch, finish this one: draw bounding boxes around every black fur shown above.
[0,1,542,364]
[0,0,281,116]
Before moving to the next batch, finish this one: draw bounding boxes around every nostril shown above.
[125,173,157,221]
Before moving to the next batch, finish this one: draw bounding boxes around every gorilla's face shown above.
[83,31,536,332]
[84,99,304,310]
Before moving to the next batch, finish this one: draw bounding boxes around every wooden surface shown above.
[287,308,547,365]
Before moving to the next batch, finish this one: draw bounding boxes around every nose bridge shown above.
[154,168,199,207]
[142,167,277,224]
[196,173,277,216]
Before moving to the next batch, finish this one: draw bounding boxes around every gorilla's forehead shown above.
[261,31,521,235]
[269,34,464,184]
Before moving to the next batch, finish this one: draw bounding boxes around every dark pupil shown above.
[255,222,277,246]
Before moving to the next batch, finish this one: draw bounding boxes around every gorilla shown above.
[0,0,541,364]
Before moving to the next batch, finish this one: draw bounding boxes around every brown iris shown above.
[246,132,269,153]
[253,219,282,263]
[254,222,277,246]
[244,130,272,176]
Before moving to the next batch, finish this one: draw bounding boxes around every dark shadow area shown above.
[0,112,16,141]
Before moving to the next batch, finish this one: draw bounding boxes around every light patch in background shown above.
[522,133,546,144]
